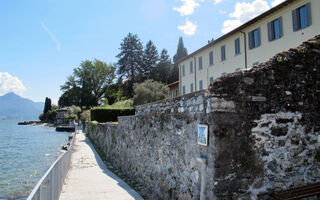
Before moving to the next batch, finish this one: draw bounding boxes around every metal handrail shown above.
[26,131,76,200]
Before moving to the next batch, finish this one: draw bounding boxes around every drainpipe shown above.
[179,65,182,96]
[196,156,207,200]
[240,31,248,69]
[194,57,197,92]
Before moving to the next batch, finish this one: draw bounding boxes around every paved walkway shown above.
[59,131,143,200]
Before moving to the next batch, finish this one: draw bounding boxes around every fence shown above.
[27,132,76,200]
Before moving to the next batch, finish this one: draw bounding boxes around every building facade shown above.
[177,0,320,95]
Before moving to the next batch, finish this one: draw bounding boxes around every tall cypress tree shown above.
[170,37,188,83]
[43,97,52,113]
[173,37,188,63]
[142,40,159,80]
[116,33,144,96]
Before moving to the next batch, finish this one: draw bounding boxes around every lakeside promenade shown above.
[59,130,143,200]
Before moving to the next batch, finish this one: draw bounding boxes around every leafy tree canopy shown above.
[59,59,115,107]
[133,79,169,105]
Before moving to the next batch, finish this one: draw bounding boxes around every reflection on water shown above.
[0,120,69,199]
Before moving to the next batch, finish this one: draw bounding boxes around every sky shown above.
[0,0,285,104]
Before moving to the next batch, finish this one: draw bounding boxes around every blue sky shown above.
[0,0,283,103]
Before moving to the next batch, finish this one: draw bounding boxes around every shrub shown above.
[80,110,90,123]
[91,107,135,122]
[108,99,133,109]
[133,79,169,105]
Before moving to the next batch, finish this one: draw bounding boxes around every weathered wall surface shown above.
[86,36,320,199]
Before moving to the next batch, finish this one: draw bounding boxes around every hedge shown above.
[90,107,135,122]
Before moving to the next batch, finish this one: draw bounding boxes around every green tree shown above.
[59,76,82,107]
[151,49,172,84]
[173,37,188,63]
[171,37,188,83]
[59,59,115,107]
[142,40,159,80]
[43,97,52,114]
[133,79,169,105]
[116,33,144,97]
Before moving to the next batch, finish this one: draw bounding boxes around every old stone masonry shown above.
[86,35,320,199]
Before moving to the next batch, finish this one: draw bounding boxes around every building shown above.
[177,0,320,95]
[167,81,180,98]
[56,107,68,124]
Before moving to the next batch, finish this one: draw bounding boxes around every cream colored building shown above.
[177,0,320,95]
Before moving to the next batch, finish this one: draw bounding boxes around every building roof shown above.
[175,0,296,64]
[167,81,179,87]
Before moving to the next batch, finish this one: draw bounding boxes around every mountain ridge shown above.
[0,92,44,120]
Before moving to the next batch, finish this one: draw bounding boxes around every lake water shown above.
[0,120,69,200]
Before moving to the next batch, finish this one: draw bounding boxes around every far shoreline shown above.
[18,121,56,127]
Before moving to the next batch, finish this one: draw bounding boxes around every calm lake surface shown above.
[0,120,69,200]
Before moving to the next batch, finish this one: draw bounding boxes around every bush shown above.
[91,107,135,122]
[133,79,169,105]
[80,110,90,123]
[39,105,58,122]
[107,99,133,109]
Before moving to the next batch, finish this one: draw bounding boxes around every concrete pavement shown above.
[59,131,143,200]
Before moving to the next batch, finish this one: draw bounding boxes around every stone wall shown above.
[86,35,320,199]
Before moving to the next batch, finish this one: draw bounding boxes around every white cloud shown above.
[222,19,242,34]
[221,0,270,34]
[271,0,285,7]
[0,72,27,96]
[178,18,197,36]
[214,0,226,5]
[40,21,61,52]
[219,10,227,15]
[173,0,200,16]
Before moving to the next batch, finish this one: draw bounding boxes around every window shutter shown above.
[248,32,253,49]
[222,46,225,60]
[267,21,273,41]
[279,17,283,37]
[257,28,261,47]
[306,2,312,26]
[235,38,240,54]
[292,9,298,31]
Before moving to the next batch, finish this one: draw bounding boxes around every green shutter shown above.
[257,28,261,47]
[267,21,273,41]
[292,9,298,31]
[248,32,253,49]
[306,2,312,26]
[279,16,283,37]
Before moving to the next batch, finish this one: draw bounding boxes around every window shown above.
[182,65,185,77]
[209,77,214,84]
[268,17,283,41]
[199,56,203,70]
[190,61,193,74]
[190,83,194,93]
[221,45,226,61]
[235,38,240,55]
[248,28,261,49]
[199,80,203,90]
[235,67,241,71]
[209,51,214,66]
[292,3,312,31]
[183,86,186,95]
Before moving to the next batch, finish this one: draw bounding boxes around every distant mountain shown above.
[0,92,44,120]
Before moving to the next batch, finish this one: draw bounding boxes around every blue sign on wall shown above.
[198,124,208,146]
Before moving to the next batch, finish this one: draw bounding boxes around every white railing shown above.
[27,132,76,200]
